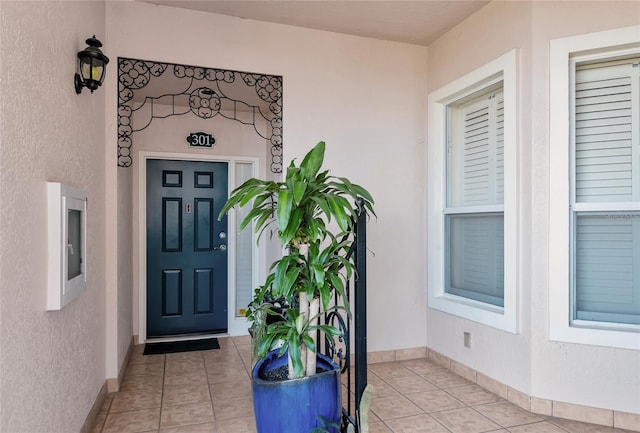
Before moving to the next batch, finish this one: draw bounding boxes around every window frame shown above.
[428,49,519,333]
[549,25,640,350]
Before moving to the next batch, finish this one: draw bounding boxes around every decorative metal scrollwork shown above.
[324,310,350,374]
[117,58,283,172]
[189,87,221,118]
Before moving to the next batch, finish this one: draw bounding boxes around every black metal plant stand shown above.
[322,199,369,433]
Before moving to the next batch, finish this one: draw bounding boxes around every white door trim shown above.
[137,151,259,343]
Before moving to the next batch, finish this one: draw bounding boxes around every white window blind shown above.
[448,214,504,306]
[449,89,504,207]
[575,59,638,203]
[575,214,640,324]
[572,56,640,326]
[446,86,505,307]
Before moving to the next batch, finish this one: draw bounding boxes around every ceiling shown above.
[140,0,490,47]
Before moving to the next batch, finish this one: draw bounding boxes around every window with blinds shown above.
[571,55,640,326]
[446,84,505,307]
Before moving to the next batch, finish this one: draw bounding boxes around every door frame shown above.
[137,151,260,343]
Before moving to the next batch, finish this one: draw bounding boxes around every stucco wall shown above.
[117,166,133,374]
[105,1,429,355]
[426,0,640,414]
[0,1,107,432]
[528,0,640,415]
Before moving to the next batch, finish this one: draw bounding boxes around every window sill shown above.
[428,293,517,334]
[550,322,640,350]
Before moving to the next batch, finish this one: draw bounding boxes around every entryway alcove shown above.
[116,58,283,340]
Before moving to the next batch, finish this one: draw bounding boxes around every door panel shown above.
[147,159,228,337]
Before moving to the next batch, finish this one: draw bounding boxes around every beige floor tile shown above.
[126,362,165,378]
[129,353,166,366]
[368,377,402,398]
[423,371,473,389]
[120,376,162,393]
[94,339,638,433]
[369,421,393,433]
[207,368,249,384]
[214,416,257,433]
[371,395,424,420]
[165,359,206,375]
[120,375,164,393]
[508,421,569,432]
[164,371,208,387]
[430,407,500,433]
[110,390,162,412]
[384,375,438,394]
[102,408,160,433]
[160,401,215,429]
[445,384,503,406]
[159,421,217,433]
[210,379,252,401]
[369,363,417,380]
[212,396,254,420]
[406,389,466,413]
[163,384,211,406]
[202,351,244,364]
[384,413,451,432]
[231,335,252,345]
[165,351,205,362]
[474,401,543,428]
[401,359,448,376]
[204,357,245,370]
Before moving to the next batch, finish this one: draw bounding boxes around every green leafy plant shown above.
[219,141,374,379]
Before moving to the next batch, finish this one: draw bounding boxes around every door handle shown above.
[214,244,227,251]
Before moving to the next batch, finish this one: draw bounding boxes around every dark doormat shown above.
[143,338,220,355]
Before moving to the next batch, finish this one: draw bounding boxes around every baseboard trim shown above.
[107,336,134,393]
[367,346,640,432]
[78,381,107,433]
[80,336,135,433]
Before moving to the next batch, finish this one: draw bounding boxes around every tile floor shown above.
[92,336,636,433]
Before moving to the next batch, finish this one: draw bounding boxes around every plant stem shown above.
[307,296,319,375]
[298,291,309,376]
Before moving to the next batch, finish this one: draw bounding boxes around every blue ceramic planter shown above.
[252,349,342,433]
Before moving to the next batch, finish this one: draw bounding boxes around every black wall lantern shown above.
[74,36,109,94]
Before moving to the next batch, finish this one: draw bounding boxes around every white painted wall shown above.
[117,167,133,366]
[529,0,640,415]
[104,1,429,357]
[426,0,534,395]
[426,0,640,414]
[0,2,107,432]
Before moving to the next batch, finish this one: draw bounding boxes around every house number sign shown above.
[186,132,216,148]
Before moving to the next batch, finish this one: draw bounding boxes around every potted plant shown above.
[218,141,374,433]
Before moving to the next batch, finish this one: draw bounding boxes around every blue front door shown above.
[146,159,228,337]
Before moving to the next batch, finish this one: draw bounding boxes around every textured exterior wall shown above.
[117,167,133,376]
[426,0,534,396]
[528,0,640,415]
[0,1,107,432]
[426,0,640,415]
